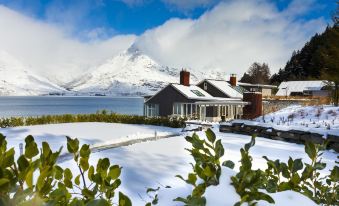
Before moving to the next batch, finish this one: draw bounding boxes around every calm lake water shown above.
[0,96,144,118]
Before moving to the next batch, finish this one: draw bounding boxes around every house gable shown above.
[145,85,195,116]
[197,80,230,98]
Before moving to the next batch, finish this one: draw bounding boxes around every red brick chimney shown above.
[243,92,263,119]
[180,70,190,86]
[230,74,237,86]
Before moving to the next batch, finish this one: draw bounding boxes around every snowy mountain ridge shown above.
[0,51,66,96]
[0,48,227,96]
[67,47,227,96]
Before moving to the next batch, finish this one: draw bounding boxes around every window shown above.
[145,104,159,117]
[173,103,182,115]
[191,90,205,97]
[204,82,208,90]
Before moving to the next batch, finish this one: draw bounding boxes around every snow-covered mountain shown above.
[0,51,66,96]
[68,47,227,96]
[0,47,227,96]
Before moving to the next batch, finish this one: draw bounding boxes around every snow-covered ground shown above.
[1,122,337,205]
[232,105,339,137]
[0,122,181,157]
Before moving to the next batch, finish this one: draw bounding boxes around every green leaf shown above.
[88,166,94,181]
[187,173,197,185]
[80,144,91,158]
[2,148,15,168]
[64,168,73,180]
[66,136,79,154]
[108,165,121,180]
[203,165,215,177]
[215,139,224,158]
[75,175,80,186]
[54,166,64,180]
[305,141,316,160]
[26,168,34,188]
[222,160,235,169]
[314,162,326,170]
[24,135,39,159]
[17,155,29,172]
[205,129,216,143]
[119,192,132,206]
[292,159,303,173]
[42,142,51,157]
[80,157,89,171]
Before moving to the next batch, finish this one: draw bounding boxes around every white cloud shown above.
[134,0,327,75]
[0,5,136,84]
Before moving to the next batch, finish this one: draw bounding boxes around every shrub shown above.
[0,111,185,129]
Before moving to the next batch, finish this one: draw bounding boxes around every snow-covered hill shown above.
[68,47,227,96]
[0,51,66,96]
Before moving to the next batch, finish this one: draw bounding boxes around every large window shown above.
[145,104,159,117]
[173,103,182,115]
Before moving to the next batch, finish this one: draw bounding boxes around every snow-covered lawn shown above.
[233,105,339,137]
[0,122,181,157]
[0,123,337,205]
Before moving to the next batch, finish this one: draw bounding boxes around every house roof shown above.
[202,79,243,99]
[237,82,277,89]
[276,81,327,96]
[145,83,244,103]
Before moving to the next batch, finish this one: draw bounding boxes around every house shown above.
[196,74,244,99]
[237,82,277,96]
[144,70,262,121]
[276,81,330,97]
[197,74,277,98]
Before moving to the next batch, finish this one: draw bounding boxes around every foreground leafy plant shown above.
[0,133,131,206]
[264,141,338,205]
[231,135,274,206]
[174,129,232,205]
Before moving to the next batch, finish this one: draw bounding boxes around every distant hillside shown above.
[270,25,339,84]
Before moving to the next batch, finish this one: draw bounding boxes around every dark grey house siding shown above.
[197,81,229,98]
[145,85,196,116]
[206,106,218,117]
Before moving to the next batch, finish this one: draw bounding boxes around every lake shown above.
[0,96,144,118]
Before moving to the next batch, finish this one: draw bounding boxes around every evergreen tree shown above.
[240,62,271,84]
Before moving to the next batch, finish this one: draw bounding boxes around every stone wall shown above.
[220,123,339,152]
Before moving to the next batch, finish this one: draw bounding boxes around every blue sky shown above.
[0,0,336,39]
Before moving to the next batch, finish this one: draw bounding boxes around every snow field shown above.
[1,123,336,205]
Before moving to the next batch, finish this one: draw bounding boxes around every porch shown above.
[171,101,249,122]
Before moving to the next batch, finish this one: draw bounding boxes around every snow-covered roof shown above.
[145,83,246,103]
[204,80,243,99]
[237,82,277,89]
[276,81,327,96]
[171,84,222,100]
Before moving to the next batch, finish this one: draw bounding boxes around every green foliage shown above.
[263,141,338,205]
[231,135,275,206]
[0,110,185,129]
[174,128,234,206]
[0,133,131,206]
